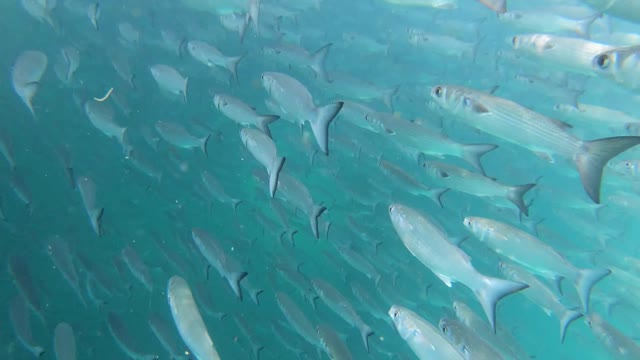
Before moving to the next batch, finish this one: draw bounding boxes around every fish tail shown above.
[382,85,400,111]
[310,43,333,83]
[574,268,611,313]
[268,156,285,198]
[239,13,249,44]
[575,136,640,203]
[425,187,449,208]
[249,0,261,35]
[507,183,536,216]
[182,76,188,103]
[310,205,327,239]
[228,271,248,300]
[358,323,374,353]
[231,199,243,215]
[251,288,264,306]
[475,275,528,332]
[91,207,104,237]
[461,143,498,174]
[227,53,245,83]
[559,308,583,343]
[575,13,601,39]
[253,344,265,360]
[200,134,211,158]
[312,102,344,155]
[257,115,280,138]
[118,127,128,146]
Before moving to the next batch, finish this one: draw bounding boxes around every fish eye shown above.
[434,86,443,97]
[388,205,395,213]
[440,324,447,333]
[512,36,518,46]
[625,161,632,168]
[595,54,610,69]
[391,308,399,318]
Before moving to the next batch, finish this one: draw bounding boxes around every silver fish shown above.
[84,100,128,145]
[464,216,610,313]
[54,322,76,360]
[107,312,159,360]
[389,305,464,360]
[121,245,153,292]
[150,64,188,103]
[213,93,279,137]
[168,277,220,360]
[430,84,640,203]
[240,128,285,198]
[439,317,506,360]
[187,40,244,81]
[275,291,321,349]
[262,43,332,82]
[389,204,528,331]
[275,172,326,239]
[261,71,343,155]
[11,50,48,117]
[201,170,242,213]
[317,324,353,360]
[219,12,249,43]
[155,121,210,157]
[149,313,189,360]
[9,296,44,358]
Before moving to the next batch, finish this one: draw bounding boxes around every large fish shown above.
[240,128,285,198]
[168,276,220,360]
[389,204,528,331]
[11,50,48,117]
[430,84,640,203]
[464,216,610,313]
[261,71,343,155]
[389,305,464,360]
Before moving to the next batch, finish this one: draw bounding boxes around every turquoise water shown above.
[2,0,640,359]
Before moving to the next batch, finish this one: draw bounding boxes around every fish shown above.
[585,313,640,359]
[422,160,535,215]
[191,228,248,299]
[317,324,353,360]
[121,245,153,292]
[476,0,506,13]
[240,128,285,198]
[55,46,80,84]
[389,204,528,331]
[273,172,326,239]
[366,111,497,174]
[84,100,128,146]
[9,296,44,358]
[389,305,464,360]
[262,43,333,82]
[149,64,189,103]
[154,121,210,157]
[8,255,46,326]
[333,244,381,285]
[464,216,611,313]
[46,236,86,307]
[20,0,56,28]
[187,40,244,81]
[498,9,599,38]
[111,52,136,89]
[11,50,48,117]
[581,0,640,25]
[214,93,280,137]
[233,314,265,359]
[167,276,220,360]
[378,158,449,207]
[498,261,583,343]
[275,292,321,349]
[311,278,374,352]
[219,12,249,43]
[54,323,76,360]
[149,313,189,360]
[430,84,640,203]
[107,312,159,360]
[201,170,242,213]
[438,317,506,360]
[76,175,104,237]
[261,71,344,155]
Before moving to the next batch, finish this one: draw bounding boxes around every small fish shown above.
[262,43,333,82]
[240,128,285,198]
[107,312,159,360]
[187,40,244,82]
[464,216,611,313]
[11,50,48,117]
[439,317,505,360]
[9,172,32,211]
[498,9,599,38]
[155,121,210,157]
[201,170,242,213]
[383,0,458,10]
[389,305,464,360]
[9,296,45,358]
[121,245,153,292]
[389,204,528,331]
[84,100,128,146]
[168,276,221,360]
[213,93,280,137]
[317,324,353,360]
[54,323,76,360]
[46,236,87,307]
[149,313,188,360]
[261,72,343,155]
[149,64,189,103]
[275,292,322,349]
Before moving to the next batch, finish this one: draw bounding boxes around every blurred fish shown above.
[240,128,285,198]
[107,312,159,360]
[149,312,189,360]
[317,324,352,360]
[261,71,343,154]
[383,0,457,9]
[187,40,244,82]
[47,236,86,307]
[498,8,599,38]
[201,170,242,213]
[84,100,128,146]
[11,50,48,117]
[87,2,100,30]
[262,43,333,82]
[54,323,76,360]
[585,313,640,359]
[214,93,280,137]
[121,245,153,292]
[155,121,210,157]
[9,296,44,358]
[150,64,189,103]
[439,317,505,360]
[592,45,640,90]
[275,292,322,350]
[168,276,221,360]
[219,12,249,43]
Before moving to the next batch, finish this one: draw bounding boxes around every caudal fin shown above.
[574,267,611,313]
[226,54,245,83]
[419,187,449,208]
[575,136,640,203]
[358,323,374,353]
[312,102,344,155]
[91,207,104,237]
[559,308,583,343]
[382,86,399,111]
[461,143,498,175]
[507,183,536,216]
[257,115,280,138]
[231,199,242,215]
[309,205,327,239]
[268,156,285,198]
[200,134,211,158]
[182,77,188,103]
[227,271,248,300]
[250,288,264,306]
[475,276,528,332]
[574,14,600,39]
[310,43,332,83]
